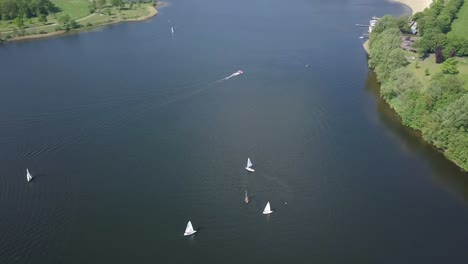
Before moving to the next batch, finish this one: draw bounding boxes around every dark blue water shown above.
[1,0,467,263]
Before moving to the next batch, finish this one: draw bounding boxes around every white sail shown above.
[263,202,273,214]
[171,26,174,36]
[184,221,197,236]
[26,169,32,182]
[247,158,252,168]
[245,158,255,172]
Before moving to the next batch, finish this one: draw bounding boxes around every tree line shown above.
[368,16,468,171]
[413,0,468,58]
[0,0,58,21]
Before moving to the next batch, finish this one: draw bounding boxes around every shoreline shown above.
[364,0,432,54]
[391,0,432,15]
[2,3,165,43]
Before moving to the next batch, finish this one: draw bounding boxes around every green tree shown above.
[14,16,24,29]
[69,19,78,29]
[372,15,400,35]
[38,13,47,25]
[57,14,70,25]
[88,1,97,13]
[111,0,124,9]
[441,58,459,75]
[96,0,107,9]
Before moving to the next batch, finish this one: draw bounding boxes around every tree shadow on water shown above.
[365,70,468,204]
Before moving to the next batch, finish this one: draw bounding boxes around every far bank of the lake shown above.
[0,3,164,43]
[365,1,468,172]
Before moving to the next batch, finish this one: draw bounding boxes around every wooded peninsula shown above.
[368,0,468,171]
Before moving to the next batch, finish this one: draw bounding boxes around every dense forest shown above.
[0,0,57,21]
[368,3,468,171]
[414,0,468,58]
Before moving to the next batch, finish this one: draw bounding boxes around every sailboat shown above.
[262,202,273,214]
[244,190,249,204]
[171,26,174,37]
[184,221,197,236]
[245,158,255,172]
[26,169,33,182]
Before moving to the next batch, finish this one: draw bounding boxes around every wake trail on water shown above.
[0,79,210,129]
[216,70,243,83]
[8,71,243,163]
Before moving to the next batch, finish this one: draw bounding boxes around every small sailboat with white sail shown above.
[26,169,33,182]
[245,158,255,172]
[171,26,174,37]
[244,190,249,204]
[184,221,197,236]
[262,202,273,214]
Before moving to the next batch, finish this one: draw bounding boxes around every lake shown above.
[1,0,467,263]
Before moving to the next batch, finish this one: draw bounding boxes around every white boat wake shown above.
[217,70,243,82]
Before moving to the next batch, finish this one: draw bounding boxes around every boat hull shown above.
[184,230,197,236]
[262,211,273,215]
[245,167,255,172]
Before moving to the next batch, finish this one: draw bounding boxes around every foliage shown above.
[14,16,24,29]
[57,14,70,25]
[0,0,57,21]
[414,0,468,59]
[451,0,468,39]
[441,57,459,74]
[69,19,78,29]
[372,15,409,35]
[89,1,96,14]
[38,13,47,24]
[111,0,124,9]
[96,0,107,9]
[369,17,468,171]
[369,25,408,81]
[444,34,468,57]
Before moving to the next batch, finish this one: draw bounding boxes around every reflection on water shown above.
[365,70,468,204]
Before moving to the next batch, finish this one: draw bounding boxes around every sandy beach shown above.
[393,0,432,14]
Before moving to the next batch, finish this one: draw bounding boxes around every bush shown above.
[441,57,459,74]
[69,20,79,29]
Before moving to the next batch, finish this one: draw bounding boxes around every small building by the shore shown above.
[368,16,379,34]
[410,21,418,34]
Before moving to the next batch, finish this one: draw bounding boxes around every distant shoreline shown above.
[363,0,432,53]
[1,3,165,43]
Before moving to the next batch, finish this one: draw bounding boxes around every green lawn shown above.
[450,0,468,38]
[0,3,153,40]
[407,54,468,89]
[0,0,90,35]
[51,0,91,20]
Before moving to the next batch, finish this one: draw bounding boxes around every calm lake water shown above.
[1,0,467,263]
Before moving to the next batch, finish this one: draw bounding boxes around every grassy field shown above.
[51,0,91,20]
[450,0,468,38]
[0,3,154,41]
[406,54,468,89]
[0,0,90,34]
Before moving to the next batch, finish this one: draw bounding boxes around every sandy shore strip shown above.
[126,5,158,22]
[392,0,432,14]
